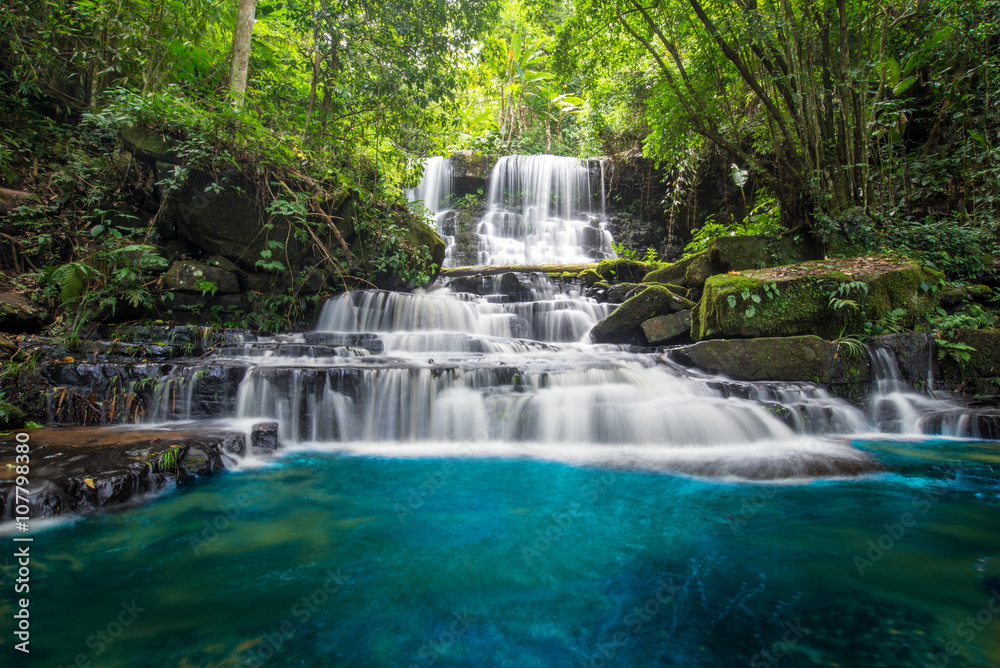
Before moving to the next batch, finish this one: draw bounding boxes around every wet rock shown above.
[0,425,244,520]
[607,282,647,303]
[0,292,47,331]
[590,285,694,344]
[642,310,692,345]
[674,335,834,382]
[303,332,384,353]
[163,260,240,294]
[449,150,493,197]
[251,421,280,455]
[694,258,942,340]
[873,333,938,389]
[447,276,483,294]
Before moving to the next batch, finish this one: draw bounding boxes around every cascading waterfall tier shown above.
[477,155,614,265]
[407,154,614,267]
[140,275,1000,481]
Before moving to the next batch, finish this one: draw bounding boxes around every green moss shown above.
[591,285,693,343]
[595,259,650,284]
[694,260,941,341]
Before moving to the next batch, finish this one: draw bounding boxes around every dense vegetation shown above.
[0,0,998,334]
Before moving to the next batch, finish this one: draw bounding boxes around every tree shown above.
[228,0,258,107]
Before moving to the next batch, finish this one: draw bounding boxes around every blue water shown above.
[4,439,1000,667]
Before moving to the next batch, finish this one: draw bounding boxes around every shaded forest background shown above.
[1,0,998,330]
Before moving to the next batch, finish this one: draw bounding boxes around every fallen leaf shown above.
[84,478,95,489]
[61,356,74,363]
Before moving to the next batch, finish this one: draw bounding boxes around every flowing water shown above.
[407,155,614,266]
[4,158,1000,666]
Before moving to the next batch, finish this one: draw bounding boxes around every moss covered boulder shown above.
[694,258,943,341]
[644,236,820,291]
[590,285,695,344]
[671,335,872,399]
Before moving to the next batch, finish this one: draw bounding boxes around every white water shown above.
[407,154,615,267]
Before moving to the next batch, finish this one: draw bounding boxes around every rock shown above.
[644,237,821,291]
[939,284,992,307]
[644,252,703,287]
[873,333,938,389]
[672,335,871,391]
[581,225,604,256]
[0,188,37,213]
[607,282,646,303]
[642,310,692,345]
[710,235,818,271]
[0,401,25,430]
[251,421,280,455]
[162,260,240,294]
[0,425,243,519]
[694,258,943,340]
[937,329,1000,386]
[449,150,493,197]
[447,276,483,294]
[685,252,714,286]
[595,259,650,283]
[0,292,47,331]
[590,285,695,344]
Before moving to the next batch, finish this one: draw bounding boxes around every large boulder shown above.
[694,258,943,341]
[590,285,694,344]
[644,236,821,292]
[672,335,871,398]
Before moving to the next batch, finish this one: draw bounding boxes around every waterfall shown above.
[405,156,452,216]
[477,155,613,265]
[406,154,614,267]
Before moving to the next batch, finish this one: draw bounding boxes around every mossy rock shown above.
[644,237,819,291]
[940,284,993,307]
[710,235,818,271]
[937,329,1000,382]
[694,258,943,341]
[0,401,25,430]
[590,285,695,344]
[594,259,650,284]
[163,261,240,294]
[644,253,701,287]
[672,335,871,389]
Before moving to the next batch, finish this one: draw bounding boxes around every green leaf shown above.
[727,295,737,308]
[893,76,917,96]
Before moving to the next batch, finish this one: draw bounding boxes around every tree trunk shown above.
[227,0,257,108]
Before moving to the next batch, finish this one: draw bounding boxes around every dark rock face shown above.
[0,292,47,331]
[251,421,280,454]
[449,150,493,198]
[873,333,938,389]
[0,425,246,520]
[163,260,240,294]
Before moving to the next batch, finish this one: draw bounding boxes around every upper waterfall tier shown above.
[406,154,614,267]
